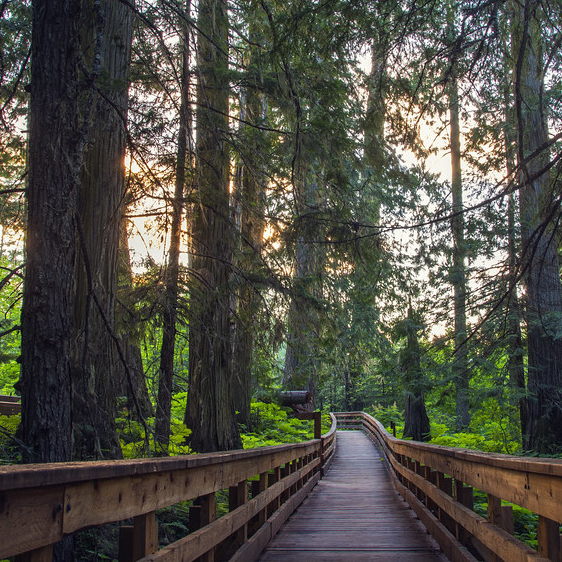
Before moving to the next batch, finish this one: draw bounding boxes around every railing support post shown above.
[257,472,268,526]
[118,511,157,562]
[268,467,281,516]
[454,481,473,545]
[313,411,322,440]
[436,472,454,533]
[538,515,561,561]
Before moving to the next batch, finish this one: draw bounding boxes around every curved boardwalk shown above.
[259,430,448,561]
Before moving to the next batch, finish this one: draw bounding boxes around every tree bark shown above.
[402,310,431,442]
[185,0,241,452]
[71,0,133,459]
[501,25,527,440]
[447,1,470,431]
[155,0,192,451]
[232,92,266,429]
[20,0,81,465]
[511,0,562,453]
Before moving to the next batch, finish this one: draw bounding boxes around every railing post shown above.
[314,411,322,439]
[487,494,502,562]
[454,481,473,546]
[257,472,268,527]
[414,460,424,501]
[188,493,216,562]
[424,466,437,513]
[436,471,454,533]
[118,511,157,562]
[229,480,248,547]
[268,467,281,516]
[538,515,561,561]
[201,493,217,562]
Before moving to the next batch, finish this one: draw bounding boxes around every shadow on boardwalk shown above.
[259,430,448,561]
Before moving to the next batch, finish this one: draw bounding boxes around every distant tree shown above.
[155,0,193,451]
[446,0,470,431]
[115,206,154,422]
[400,309,431,442]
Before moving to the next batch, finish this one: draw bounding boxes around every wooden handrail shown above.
[335,411,561,562]
[0,412,336,561]
[0,394,20,416]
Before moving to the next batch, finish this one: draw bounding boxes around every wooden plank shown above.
[0,395,21,402]
[0,485,64,558]
[0,440,320,492]
[260,431,446,561]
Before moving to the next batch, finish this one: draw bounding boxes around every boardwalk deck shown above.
[259,430,448,561]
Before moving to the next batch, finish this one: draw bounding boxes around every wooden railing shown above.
[0,412,337,561]
[0,394,21,416]
[335,411,561,562]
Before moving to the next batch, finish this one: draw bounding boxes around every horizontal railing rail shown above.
[0,412,337,561]
[335,411,561,562]
[0,394,21,416]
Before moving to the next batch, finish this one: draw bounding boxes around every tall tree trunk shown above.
[511,0,562,453]
[447,2,470,431]
[155,0,192,451]
[501,26,527,440]
[283,169,325,396]
[232,91,266,429]
[71,0,133,460]
[364,35,386,225]
[185,0,241,452]
[20,0,81,465]
[402,309,431,442]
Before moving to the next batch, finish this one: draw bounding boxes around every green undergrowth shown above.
[240,401,332,448]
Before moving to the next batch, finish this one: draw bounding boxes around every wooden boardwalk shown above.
[259,430,448,561]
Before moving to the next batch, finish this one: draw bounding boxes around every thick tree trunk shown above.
[185,0,241,452]
[512,0,562,453]
[447,2,470,431]
[71,0,132,459]
[20,0,81,465]
[155,0,192,451]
